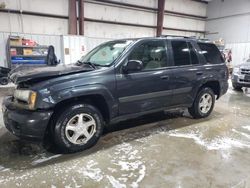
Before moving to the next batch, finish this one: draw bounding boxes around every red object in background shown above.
[10,48,17,56]
[22,39,37,46]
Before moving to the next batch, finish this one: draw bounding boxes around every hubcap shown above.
[65,113,96,145]
[199,93,213,114]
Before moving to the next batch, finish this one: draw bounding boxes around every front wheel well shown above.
[53,95,110,124]
[43,94,110,148]
[200,81,220,99]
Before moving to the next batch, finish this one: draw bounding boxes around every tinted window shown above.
[188,42,199,64]
[198,43,224,64]
[171,41,191,66]
[128,41,167,70]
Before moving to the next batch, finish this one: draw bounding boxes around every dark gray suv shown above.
[2,36,228,153]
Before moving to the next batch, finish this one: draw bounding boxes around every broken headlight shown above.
[14,89,37,109]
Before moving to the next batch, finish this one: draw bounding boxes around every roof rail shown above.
[197,38,210,42]
[159,35,196,39]
[159,35,211,42]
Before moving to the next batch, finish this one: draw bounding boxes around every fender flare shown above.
[39,84,118,117]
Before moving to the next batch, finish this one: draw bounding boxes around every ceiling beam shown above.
[78,0,85,35]
[69,0,77,35]
[156,0,165,36]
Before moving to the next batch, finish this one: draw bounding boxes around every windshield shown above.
[78,40,133,66]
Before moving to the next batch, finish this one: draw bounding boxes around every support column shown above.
[78,0,85,35]
[68,0,77,35]
[156,0,165,36]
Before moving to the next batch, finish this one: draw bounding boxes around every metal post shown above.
[78,0,85,35]
[156,0,165,36]
[68,0,77,35]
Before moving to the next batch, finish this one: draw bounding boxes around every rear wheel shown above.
[53,103,104,153]
[188,87,215,119]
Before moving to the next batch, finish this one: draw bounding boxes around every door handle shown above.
[196,72,203,76]
[160,75,169,80]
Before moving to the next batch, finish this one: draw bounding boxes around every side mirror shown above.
[123,60,143,73]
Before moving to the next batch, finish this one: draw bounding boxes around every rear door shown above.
[115,39,173,115]
[168,39,202,107]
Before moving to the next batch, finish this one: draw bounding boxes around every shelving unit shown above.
[7,36,49,68]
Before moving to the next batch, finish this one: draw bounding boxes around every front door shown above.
[116,40,173,115]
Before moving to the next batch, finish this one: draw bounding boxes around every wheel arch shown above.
[43,89,116,143]
[53,94,111,124]
[198,80,221,99]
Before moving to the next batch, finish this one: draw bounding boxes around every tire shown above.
[232,83,242,91]
[0,77,8,85]
[188,87,215,119]
[53,103,104,153]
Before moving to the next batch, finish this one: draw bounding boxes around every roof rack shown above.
[197,38,210,42]
[159,35,211,41]
[159,35,196,39]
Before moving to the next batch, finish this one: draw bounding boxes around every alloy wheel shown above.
[199,93,212,114]
[65,113,96,145]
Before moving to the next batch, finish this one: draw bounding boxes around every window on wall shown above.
[128,40,167,70]
[171,41,191,66]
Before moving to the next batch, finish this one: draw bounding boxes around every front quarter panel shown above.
[34,68,118,118]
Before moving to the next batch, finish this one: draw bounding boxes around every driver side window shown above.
[128,41,167,70]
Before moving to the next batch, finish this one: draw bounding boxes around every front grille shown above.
[239,79,250,83]
[241,68,250,75]
[239,73,250,83]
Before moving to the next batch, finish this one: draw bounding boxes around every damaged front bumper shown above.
[2,96,53,141]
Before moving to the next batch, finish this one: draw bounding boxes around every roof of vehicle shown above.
[108,35,214,44]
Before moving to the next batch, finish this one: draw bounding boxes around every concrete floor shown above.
[0,83,250,188]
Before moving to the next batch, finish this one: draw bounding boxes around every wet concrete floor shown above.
[0,83,250,188]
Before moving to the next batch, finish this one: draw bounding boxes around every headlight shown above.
[233,67,240,75]
[14,90,37,109]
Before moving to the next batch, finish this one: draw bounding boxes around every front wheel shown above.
[53,103,104,153]
[188,87,215,119]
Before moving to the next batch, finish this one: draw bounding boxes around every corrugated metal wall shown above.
[226,43,250,65]
[0,0,207,37]
[206,0,250,43]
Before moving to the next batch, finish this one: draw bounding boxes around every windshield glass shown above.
[79,40,133,66]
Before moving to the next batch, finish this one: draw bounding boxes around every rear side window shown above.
[198,43,224,64]
[171,41,191,66]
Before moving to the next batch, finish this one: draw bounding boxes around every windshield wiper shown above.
[77,61,99,69]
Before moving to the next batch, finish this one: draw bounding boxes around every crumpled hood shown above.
[10,64,94,84]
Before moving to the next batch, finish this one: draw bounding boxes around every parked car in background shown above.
[2,36,228,153]
[231,59,250,90]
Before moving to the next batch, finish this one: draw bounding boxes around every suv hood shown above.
[10,64,94,84]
